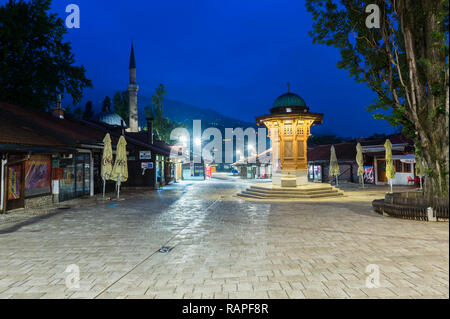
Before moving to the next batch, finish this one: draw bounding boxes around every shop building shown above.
[306,134,417,186]
[360,134,416,185]
[232,148,272,180]
[0,102,173,213]
[307,142,358,183]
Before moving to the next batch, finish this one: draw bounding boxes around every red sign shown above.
[206,167,212,178]
[141,162,153,169]
[52,168,64,180]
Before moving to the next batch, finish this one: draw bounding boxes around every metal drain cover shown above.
[158,246,174,253]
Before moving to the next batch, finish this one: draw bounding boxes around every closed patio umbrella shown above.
[329,145,340,186]
[384,139,395,193]
[101,133,113,199]
[356,142,364,188]
[111,135,128,200]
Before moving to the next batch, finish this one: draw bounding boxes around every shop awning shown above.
[399,154,416,163]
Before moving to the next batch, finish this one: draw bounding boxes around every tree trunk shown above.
[399,0,449,200]
[420,128,449,199]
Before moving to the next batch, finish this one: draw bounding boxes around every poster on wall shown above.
[25,156,51,197]
[8,165,21,200]
[364,166,375,184]
[308,166,314,179]
[314,165,322,181]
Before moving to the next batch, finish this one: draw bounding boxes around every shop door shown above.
[6,164,24,211]
[377,160,387,183]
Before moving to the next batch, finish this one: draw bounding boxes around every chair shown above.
[414,176,421,187]
[407,176,415,185]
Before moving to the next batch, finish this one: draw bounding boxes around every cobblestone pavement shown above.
[0,177,448,299]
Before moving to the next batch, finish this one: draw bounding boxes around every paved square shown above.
[0,177,448,299]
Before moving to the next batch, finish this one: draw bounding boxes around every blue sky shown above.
[48,0,395,137]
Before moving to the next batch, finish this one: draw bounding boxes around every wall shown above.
[125,149,156,188]
[312,163,357,183]
[373,156,414,185]
[24,195,55,209]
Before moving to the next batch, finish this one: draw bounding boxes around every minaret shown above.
[128,42,139,132]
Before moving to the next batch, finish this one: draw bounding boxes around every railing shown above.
[329,167,353,184]
[372,192,449,221]
[433,197,449,220]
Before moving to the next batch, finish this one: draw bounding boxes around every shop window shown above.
[59,154,90,202]
[403,163,411,172]
[395,160,403,172]
[393,160,412,173]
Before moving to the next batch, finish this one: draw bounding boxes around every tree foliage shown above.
[101,96,112,113]
[112,90,129,125]
[0,0,92,110]
[83,101,94,120]
[144,84,182,142]
[306,0,449,197]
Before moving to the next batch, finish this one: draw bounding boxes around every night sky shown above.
[49,0,395,137]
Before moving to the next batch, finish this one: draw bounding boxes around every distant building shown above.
[307,133,417,186]
[94,112,127,127]
[232,148,272,180]
[308,142,358,183]
[360,133,416,186]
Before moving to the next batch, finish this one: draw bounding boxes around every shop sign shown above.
[141,162,154,169]
[139,151,151,160]
[400,154,416,164]
[52,168,64,180]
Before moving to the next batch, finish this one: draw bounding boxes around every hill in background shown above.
[137,97,257,132]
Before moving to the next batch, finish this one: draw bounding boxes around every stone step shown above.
[242,189,343,198]
[249,186,336,194]
[237,183,345,200]
[237,191,343,199]
[242,191,343,198]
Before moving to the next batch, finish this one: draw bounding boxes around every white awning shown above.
[399,154,416,163]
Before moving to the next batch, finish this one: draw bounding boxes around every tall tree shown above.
[102,96,112,113]
[0,0,92,110]
[82,101,94,120]
[145,84,180,142]
[112,90,129,124]
[146,83,167,120]
[306,0,449,198]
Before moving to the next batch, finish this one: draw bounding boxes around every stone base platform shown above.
[237,183,344,200]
